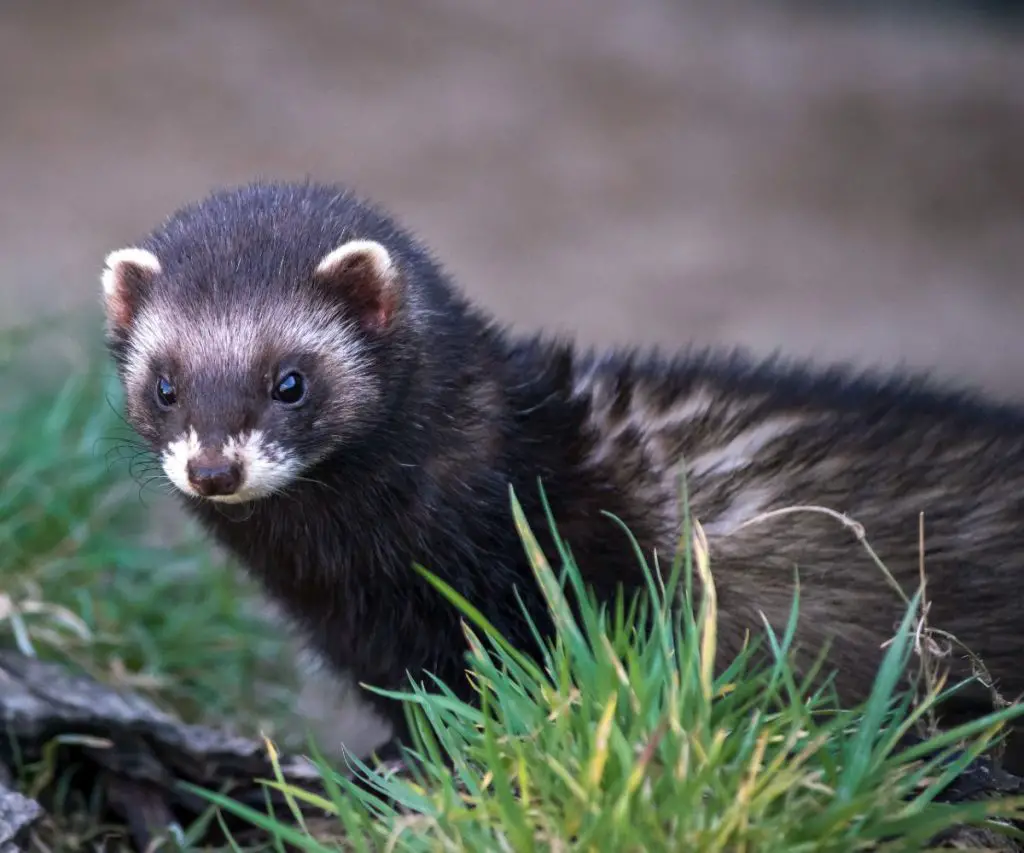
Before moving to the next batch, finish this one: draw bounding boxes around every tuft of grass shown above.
[0,314,295,734]
[200,488,1024,852]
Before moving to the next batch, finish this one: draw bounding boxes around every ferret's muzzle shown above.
[186,450,242,498]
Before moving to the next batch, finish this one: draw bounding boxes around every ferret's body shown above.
[101,181,1024,763]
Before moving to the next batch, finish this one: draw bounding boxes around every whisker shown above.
[290,474,346,501]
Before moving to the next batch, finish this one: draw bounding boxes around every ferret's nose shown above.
[186,458,242,497]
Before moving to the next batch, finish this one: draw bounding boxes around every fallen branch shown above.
[0,649,323,850]
[0,775,42,853]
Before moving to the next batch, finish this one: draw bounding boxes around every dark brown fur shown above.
[102,181,1024,768]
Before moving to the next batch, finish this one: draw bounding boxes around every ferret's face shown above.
[101,239,403,503]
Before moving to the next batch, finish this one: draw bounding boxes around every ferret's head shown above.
[100,183,427,503]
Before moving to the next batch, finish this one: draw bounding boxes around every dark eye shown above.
[155,376,177,408]
[272,371,306,406]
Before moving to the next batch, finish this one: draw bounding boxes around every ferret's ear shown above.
[313,239,401,332]
[101,247,162,330]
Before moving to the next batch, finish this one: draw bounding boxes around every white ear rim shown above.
[314,239,394,279]
[101,247,162,297]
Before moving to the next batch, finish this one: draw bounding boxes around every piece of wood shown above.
[0,778,42,853]
[0,649,324,850]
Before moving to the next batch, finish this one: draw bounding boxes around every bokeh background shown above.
[3,0,1023,395]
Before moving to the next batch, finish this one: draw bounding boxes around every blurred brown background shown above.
[2,0,1023,395]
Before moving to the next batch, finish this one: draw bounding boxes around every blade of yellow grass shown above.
[733,731,770,848]
[261,734,315,832]
[516,751,531,808]
[586,693,619,792]
[691,517,717,703]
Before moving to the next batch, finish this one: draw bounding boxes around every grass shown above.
[3,314,1024,851]
[199,490,1024,852]
[0,314,299,848]
[0,315,296,731]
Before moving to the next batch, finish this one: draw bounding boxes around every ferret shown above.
[100,180,1024,768]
